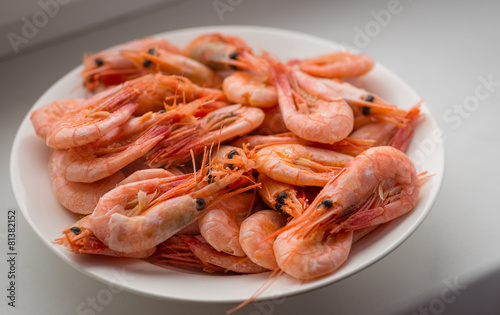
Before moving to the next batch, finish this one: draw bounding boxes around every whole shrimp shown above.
[273,146,420,280]
[318,77,410,128]
[184,33,256,71]
[198,193,254,257]
[48,149,125,214]
[124,47,222,88]
[233,132,374,157]
[255,144,353,187]
[222,71,277,108]
[81,37,182,92]
[239,210,287,270]
[293,51,375,78]
[270,59,354,144]
[30,99,84,139]
[350,104,423,152]
[47,74,223,150]
[88,149,257,253]
[60,97,208,183]
[147,104,264,168]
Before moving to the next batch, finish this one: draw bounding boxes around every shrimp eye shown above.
[70,227,81,235]
[320,199,333,208]
[361,106,371,116]
[364,94,375,102]
[94,58,104,67]
[158,109,166,114]
[275,202,284,213]
[147,48,156,55]
[143,59,153,68]
[229,52,241,70]
[227,149,239,159]
[196,198,206,210]
[229,52,240,60]
[276,191,288,204]
[226,163,235,170]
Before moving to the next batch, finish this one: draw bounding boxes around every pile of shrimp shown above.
[30,32,428,309]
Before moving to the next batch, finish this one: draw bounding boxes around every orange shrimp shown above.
[30,99,84,139]
[124,47,222,88]
[54,216,155,258]
[198,193,254,257]
[255,144,353,186]
[257,174,305,218]
[271,60,354,144]
[296,51,375,78]
[239,210,287,270]
[222,71,277,108]
[147,104,264,168]
[318,77,409,128]
[184,33,256,71]
[232,132,373,157]
[47,74,224,150]
[48,149,125,214]
[273,146,420,280]
[81,37,182,92]
[60,97,208,183]
[88,150,257,253]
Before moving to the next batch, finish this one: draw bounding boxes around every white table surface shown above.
[1,0,500,314]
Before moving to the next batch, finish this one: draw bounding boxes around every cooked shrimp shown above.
[222,71,277,108]
[88,151,257,253]
[124,47,222,87]
[273,146,420,279]
[47,74,224,150]
[319,77,409,128]
[271,60,354,144]
[30,99,84,139]
[350,104,422,152]
[232,132,373,157]
[82,37,182,92]
[239,210,286,270]
[296,51,374,78]
[257,174,305,218]
[184,33,255,71]
[48,149,125,214]
[274,228,353,280]
[148,104,264,167]
[198,193,253,257]
[61,97,208,183]
[54,216,155,258]
[255,144,353,186]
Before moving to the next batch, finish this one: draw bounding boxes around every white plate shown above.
[10,25,445,303]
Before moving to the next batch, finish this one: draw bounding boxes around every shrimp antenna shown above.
[226,268,284,314]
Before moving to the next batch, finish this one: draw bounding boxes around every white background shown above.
[1,0,500,314]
